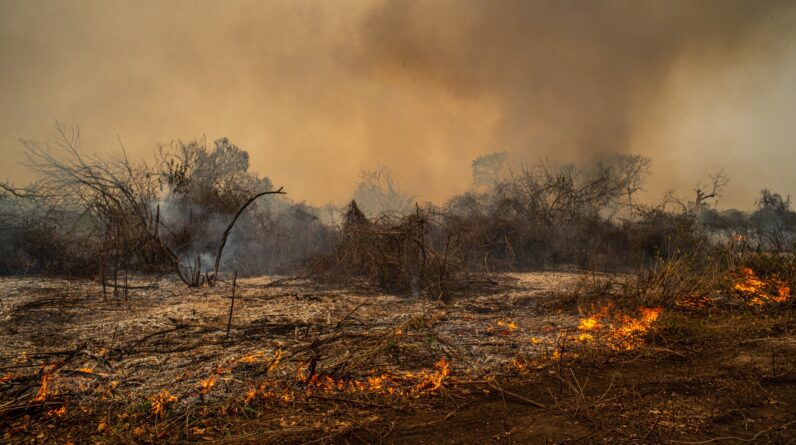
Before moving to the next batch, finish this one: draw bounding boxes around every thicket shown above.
[2,127,796,297]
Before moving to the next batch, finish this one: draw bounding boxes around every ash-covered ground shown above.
[1,273,794,444]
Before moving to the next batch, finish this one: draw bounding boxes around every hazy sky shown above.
[1,0,795,209]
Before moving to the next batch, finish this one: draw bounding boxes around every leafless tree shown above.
[693,170,729,217]
[352,166,414,217]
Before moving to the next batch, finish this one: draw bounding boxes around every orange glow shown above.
[577,304,663,351]
[238,351,266,364]
[47,405,67,417]
[497,320,518,335]
[243,388,257,404]
[33,373,54,402]
[268,350,283,374]
[200,376,216,395]
[246,357,451,404]
[150,389,178,419]
[733,267,792,306]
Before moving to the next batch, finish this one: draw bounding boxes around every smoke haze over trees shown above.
[1,1,796,208]
[2,128,795,287]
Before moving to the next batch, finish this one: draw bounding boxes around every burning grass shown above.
[733,266,792,306]
[0,266,794,444]
[575,304,663,351]
[511,304,664,373]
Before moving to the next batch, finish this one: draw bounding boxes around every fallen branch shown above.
[487,381,547,409]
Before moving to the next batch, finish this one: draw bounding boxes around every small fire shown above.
[238,351,266,364]
[78,367,93,374]
[246,357,451,404]
[512,305,663,373]
[676,293,715,309]
[733,267,792,306]
[418,357,450,392]
[199,376,216,395]
[577,304,663,351]
[243,388,257,404]
[150,389,178,419]
[268,349,283,374]
[47,405,67,417]
[33,373,54,402]
[496,320,518,335]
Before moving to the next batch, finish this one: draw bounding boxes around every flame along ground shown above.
[17,305,664,422]
[513,304,664,372]
[674,266,793,309]
[576,304,663,351]
[243,357,452,405]
[23,351,454,422]
[733,267,792,306]
[8,267,793,438]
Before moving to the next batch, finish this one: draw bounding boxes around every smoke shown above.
[353,0,794,157]
[1,1,795,208]
[155,184,334,276]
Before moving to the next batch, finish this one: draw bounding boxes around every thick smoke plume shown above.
[1,1,795,208]
[355,0,794,158]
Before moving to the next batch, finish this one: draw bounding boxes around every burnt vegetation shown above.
[3,126,796,292]
[1,127,795,444]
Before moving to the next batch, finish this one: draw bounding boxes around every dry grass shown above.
[0,266,794,444]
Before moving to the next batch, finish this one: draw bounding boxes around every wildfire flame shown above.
[513,305,663,372]
[47,405,67,417]
[244,388,258,404]
[150,389,178,419]
[268,349,283,374]
[238,351,266,364]
[200,376,216,395]
[496,320,518,335]
[417,357,449,392]
[247,357,451,404]
[733,267,792,306]
[33,373,54,402]
[577,304,663,351]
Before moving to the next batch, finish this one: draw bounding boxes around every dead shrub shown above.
[313,201,492,298]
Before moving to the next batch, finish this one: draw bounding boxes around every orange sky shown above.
[1,0,795,209]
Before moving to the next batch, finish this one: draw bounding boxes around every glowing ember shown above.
[150,389,178,419]
[733,267,792,306]
[33,374,54,402]
[676,293,714,309]
[47,405,67,417]
[497,320,518,335]
[246,357,452,404]
[238,351,266,364]
[577,304,663,351]
[243,388,257,404]
[268,349,283,374]
[200,376,216,395]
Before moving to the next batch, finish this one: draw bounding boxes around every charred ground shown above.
[0,267,794,444]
